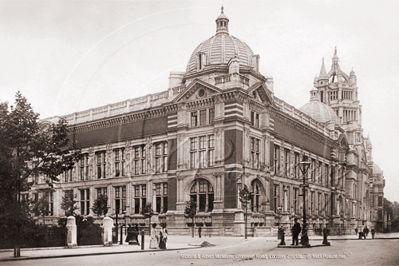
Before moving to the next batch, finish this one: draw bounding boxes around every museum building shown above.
[28,8,385,235]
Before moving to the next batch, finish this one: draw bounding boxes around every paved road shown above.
[3,237,399,266]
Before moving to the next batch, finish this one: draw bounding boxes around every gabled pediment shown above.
[173,79,223,103]
[247,82,274,106]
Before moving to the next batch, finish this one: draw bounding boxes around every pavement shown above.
[1,232,398,262]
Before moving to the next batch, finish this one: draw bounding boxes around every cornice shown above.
[70,104,179,134]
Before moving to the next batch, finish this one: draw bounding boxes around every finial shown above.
[334,46,337,55]
[221,6,224,14]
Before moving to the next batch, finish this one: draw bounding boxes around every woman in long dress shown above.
[149,223,159,249]
[159,224,168,250]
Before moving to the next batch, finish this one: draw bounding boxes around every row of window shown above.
[273,146,331,185]
[190,135,214,169]
[273,184,331,216]
[64,143,168,182]
[190,108,214,127]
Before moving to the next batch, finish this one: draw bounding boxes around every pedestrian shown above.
[159,224,168,250]
[371,228,375,239]
[149,223,158,249]
[355,228,358,235]
[198,226,202,238]
[363,227,367,239]
[291,218,301,246]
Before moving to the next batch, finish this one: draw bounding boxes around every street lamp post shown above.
[299,158,311,246]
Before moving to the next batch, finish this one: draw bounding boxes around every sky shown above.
[1,0,398,202]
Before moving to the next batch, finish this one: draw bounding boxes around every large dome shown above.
[186,9,254,73]
[299,88,338,124]
[373,163,382,175]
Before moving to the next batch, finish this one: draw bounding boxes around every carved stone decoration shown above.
[290,149,295,178]
[145,136,153,173]
[229,54,240,74]
[244,127,250,138]
[177,102,186,111]
[214,94,224,104]
[125,141,132,176]
[214,128,223,138]
[106,143,112,178]
[88,147,95,179]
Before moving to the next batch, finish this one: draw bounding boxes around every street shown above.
[2,237,399,266]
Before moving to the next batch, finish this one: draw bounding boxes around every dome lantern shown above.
[216,6,229,35]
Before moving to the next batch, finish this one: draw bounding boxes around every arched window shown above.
[251,180,260,212]
[190,179,214,212]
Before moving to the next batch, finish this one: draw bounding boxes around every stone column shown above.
[103,217,113,246]
[66,216,77,248]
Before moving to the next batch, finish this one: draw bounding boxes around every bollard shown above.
[322,228,330,246]
[278,227,286,246]
[141,230,144,250]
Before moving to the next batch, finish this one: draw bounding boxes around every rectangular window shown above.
[134,147,140,175]
[45,192,54,216]
[325,194,329,216]
[250,137,260,169]
[318,192,321,215]
[96,152,104,179]
[163,143,168,172]
[273,184,279,212]
[208,135,214,167]
[209,108,215,124]
[115,149,120,177]
[199,136,206,168]
[200,109,206,126]
[155,143,162,173]
[255,113,259,128]
[191,112,198,127]
[274,146,280,175]
[190,138,197,169]
[294,152,299,178]
[141,146,146,174]
[115,186,126,214]
[80,189,90,216]
[311,191,315,214]
[80,155,85,180]
[311,159,316,182]
[285,149,289,176]
[85,154,89,180]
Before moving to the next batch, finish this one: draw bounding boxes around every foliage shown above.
[0,92,79,253]
[31,195,50,223]
[239,185,252,208]
[184,200,197,219]
[61,193,79,217]
[141,203,154,218]
[184,199,197,238]
[92,194,109,216]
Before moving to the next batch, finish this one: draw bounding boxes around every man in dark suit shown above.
[292,218,301,246]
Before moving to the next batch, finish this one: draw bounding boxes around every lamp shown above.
[299,157,311,246]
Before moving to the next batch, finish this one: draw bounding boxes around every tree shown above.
[0,92,79,257]
[239,184,252,239]
[141,203,154,236]
[61,193,79,217]
[92,194,109,217]
[184,199,197,238]
[32,195,50,225]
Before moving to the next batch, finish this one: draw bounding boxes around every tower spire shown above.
[319,57,327,78]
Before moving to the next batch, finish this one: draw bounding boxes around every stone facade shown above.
[26,9,384,235]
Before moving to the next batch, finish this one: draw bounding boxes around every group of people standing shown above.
[150,223,168,249]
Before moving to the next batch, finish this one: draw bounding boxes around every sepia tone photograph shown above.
[0,0,398,265]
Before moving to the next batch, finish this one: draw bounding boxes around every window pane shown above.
[200,109,206,125]
[199,194,206,212]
